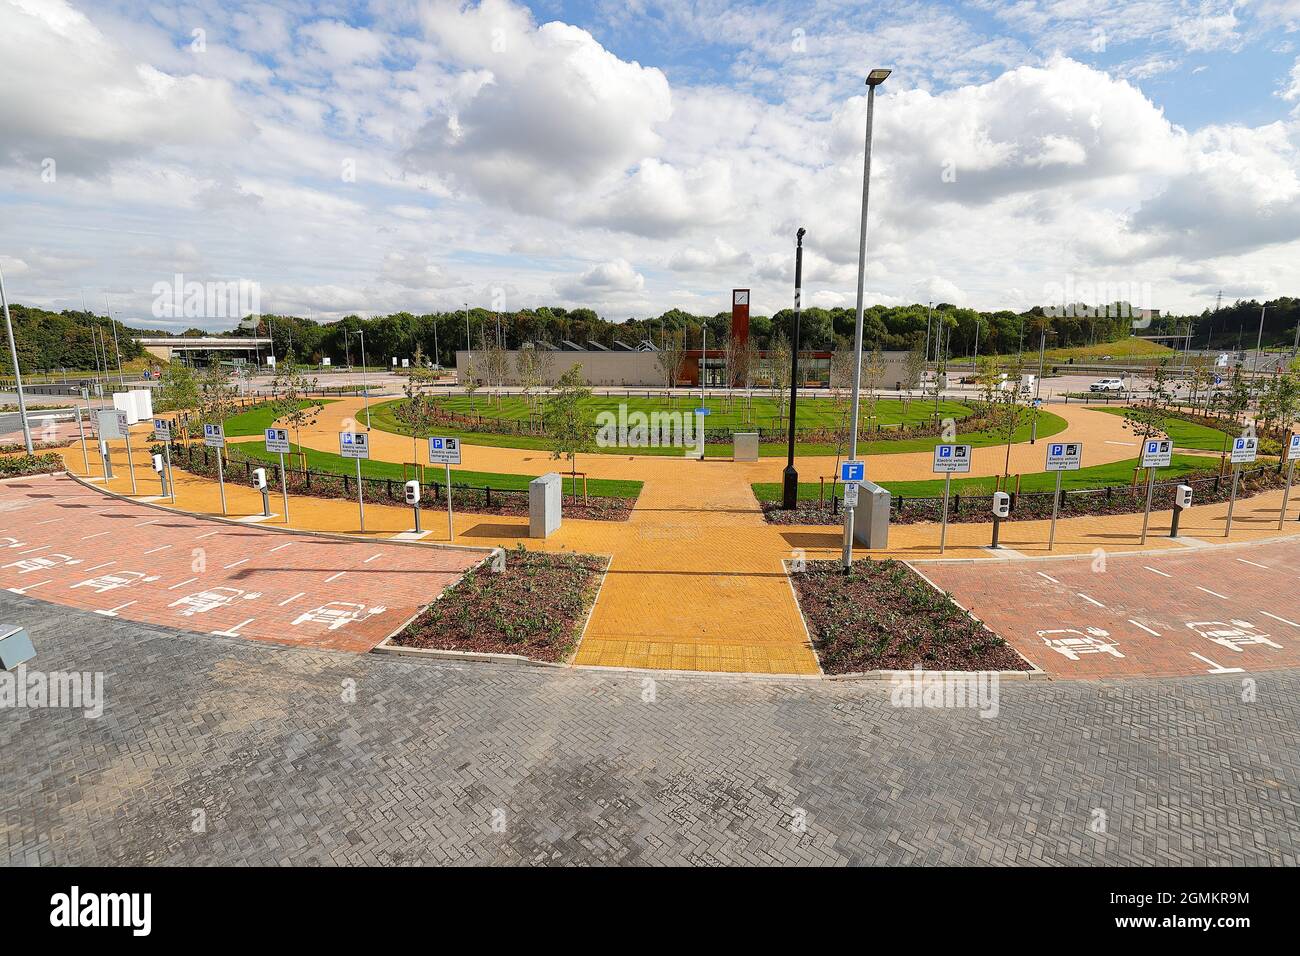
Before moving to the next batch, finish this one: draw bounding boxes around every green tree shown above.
[154,360,199,412]
[195,366,241,431]
[268,351,323,451]
[542,365,596,503]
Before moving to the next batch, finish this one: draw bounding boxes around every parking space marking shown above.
[211,618,255,638]
[196,530,220,540]
[80,531,110,540]
[269,542,293,553]
[17,545,50,555]
[35,517,63,525]
[143,545,171,555]
[82,562,114,573]
[167,576,199,591]
[364,554,383,564]
[324,571,346,583]
[1144,566,1172,578]
[7,579,53,595]
[1130,620,1162,637]
[1190,652,1244,674]
[278,592,306,607]
[95,601,137,617]
[1259,610,1300,627]
[224,558,249,569]
[1036,572,1060,584]
[1196,586,1229,599]
[1077,593,1106,608]
[1237,558,1269,569]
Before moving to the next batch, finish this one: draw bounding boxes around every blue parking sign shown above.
[840,460,864,483]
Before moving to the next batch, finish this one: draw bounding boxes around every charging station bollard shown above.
[991,491,1010,549]
[1170,483,1192,538]
[405,479,421,533]
[99,438,113,479]
[152,453,167,497]
[253,467,270,517]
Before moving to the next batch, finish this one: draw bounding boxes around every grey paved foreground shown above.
[2,591,1298,866]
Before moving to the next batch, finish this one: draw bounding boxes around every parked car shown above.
[1089,378,1125,393]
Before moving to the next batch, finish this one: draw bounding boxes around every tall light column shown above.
[842,68,890,573]
[0,264,34,454]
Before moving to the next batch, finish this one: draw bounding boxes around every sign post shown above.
[265,428,292,523]
[1139,438,1172,545]
[119,410,138,495]
[153,418,175,502]
[204,423,227,514]
[1280,433,1300,530]
[339,431,370,531]
[1044,442,1082,551]
[77,388,91,474]
[839,460,865,567]
[931,444,971,553]
[428,436,462,540]
[1226,435,1258,536]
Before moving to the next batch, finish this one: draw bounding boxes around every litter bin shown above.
[851,479,891,549]
[529,472,562,538]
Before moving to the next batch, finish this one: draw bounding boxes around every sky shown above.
[1,0,1299,332]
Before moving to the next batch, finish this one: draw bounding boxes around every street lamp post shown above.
[1253,305,1268,376]
[0,263,34,454]
[105,294,125,385]
[842,67,890,573]
[1031,328,1055,444]
[349,329,371,430]
[781,227,806,509]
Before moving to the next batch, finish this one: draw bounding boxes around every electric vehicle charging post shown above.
[339,431,370,531]
[1171,484,1192,538]
[203,423,227,515]
[264,428,291,523]
[428,436,462,540]
[151,453,167,497]
[991,492,1010,548]
[1044,442,1082,551]
[1226,435,1258,536]
[405,479,422,533]
[253,467,270,517]
[1139,439,1172,545]
[95,408,125,480]
[931,444,971,554]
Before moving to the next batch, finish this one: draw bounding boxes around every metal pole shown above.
[842,72,885,572]
[76,402,90,473]
[164,442,174,503]
[278,451,289,523]
[124,427,138,494]
[1226,464,1241,536]
[1139,466,1156,544]
[358,330,371,429]
[106,295,124,385]
[782,228,805,508]
[1048,468,1062,551]
[100,438,113,479]
[445,461,454,540]
[216,451,227,515]
[1280,458,1295,531]
[700,320,707,461]
[0,265,34,454]
[939,471,951,554]
[924,301,932,365]
[356,457,365,531]
[1253,305,1267,377]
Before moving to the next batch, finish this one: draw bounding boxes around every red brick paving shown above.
[917,538,1300,677]
[0,474,483,652]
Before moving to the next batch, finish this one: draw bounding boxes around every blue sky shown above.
[2,0,1299,328]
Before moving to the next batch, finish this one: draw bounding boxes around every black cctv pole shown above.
[782,227,806,510]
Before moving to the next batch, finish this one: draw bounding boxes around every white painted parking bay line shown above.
[82,562,114,573]
[1196,586,1229,599]
[211,618,254,637]
[167,576,199,591]
[1077,593,1106,608]
[1237,558,1269,569]
[278,592,305,607]
[196,530,220,540]
[324,571,346,583]
[80,531,110,540]
[36,517,63,525]
[1259,610,1300,627]
[95,601,137,617]
[7,579,52,594]
[1036,572,1060,584]
[143,545,171,555]
[364,553,383,563]
[224,558,249,569]
[1144,566,1173,578]
[269,542,293,553]
[1129,620,1161,637]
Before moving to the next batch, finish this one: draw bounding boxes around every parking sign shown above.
[1045,442,1082,471]
[203,423,225,448]
[428,436,462,465]
[265,428,290,454]
[931,444,971,474]
[840,460,864,483]
[339,431,369,459]
[153,418,172,441]
[1289,433,1299,456]
[1231,436,1258,464]
[1141,439,1172,468]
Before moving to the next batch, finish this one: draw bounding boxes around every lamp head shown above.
[866,69,891,87]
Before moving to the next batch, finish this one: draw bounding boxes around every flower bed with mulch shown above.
[390,547,607,662]
[791,560,1029,674]
[0,453,65,478]
[764,465,1287,527]
[166,442,636,521]
[0,439,73,453]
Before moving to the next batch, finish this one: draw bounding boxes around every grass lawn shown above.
[229,439,643,499]
[1090,406,1235,452]
[222,399,337,437]
[366,398,1064,458]
[753,453,1213,501]
[982,337,1176,364]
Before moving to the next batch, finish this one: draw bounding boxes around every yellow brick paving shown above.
[58,406,1300,677]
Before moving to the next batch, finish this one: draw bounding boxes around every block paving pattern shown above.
[2,592,1298,866]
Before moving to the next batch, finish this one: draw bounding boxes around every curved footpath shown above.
[48,413,1300,677]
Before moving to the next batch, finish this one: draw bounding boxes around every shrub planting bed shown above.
[763,465,1286,527]
[0,453,65,478]
[792,560,1029,673]
[167,442,636,521]
[391,547,607,662]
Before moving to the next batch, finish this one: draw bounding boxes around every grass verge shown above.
[390,547,607,663]
[1089,406,1235,452]
[791,560,1029,673]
